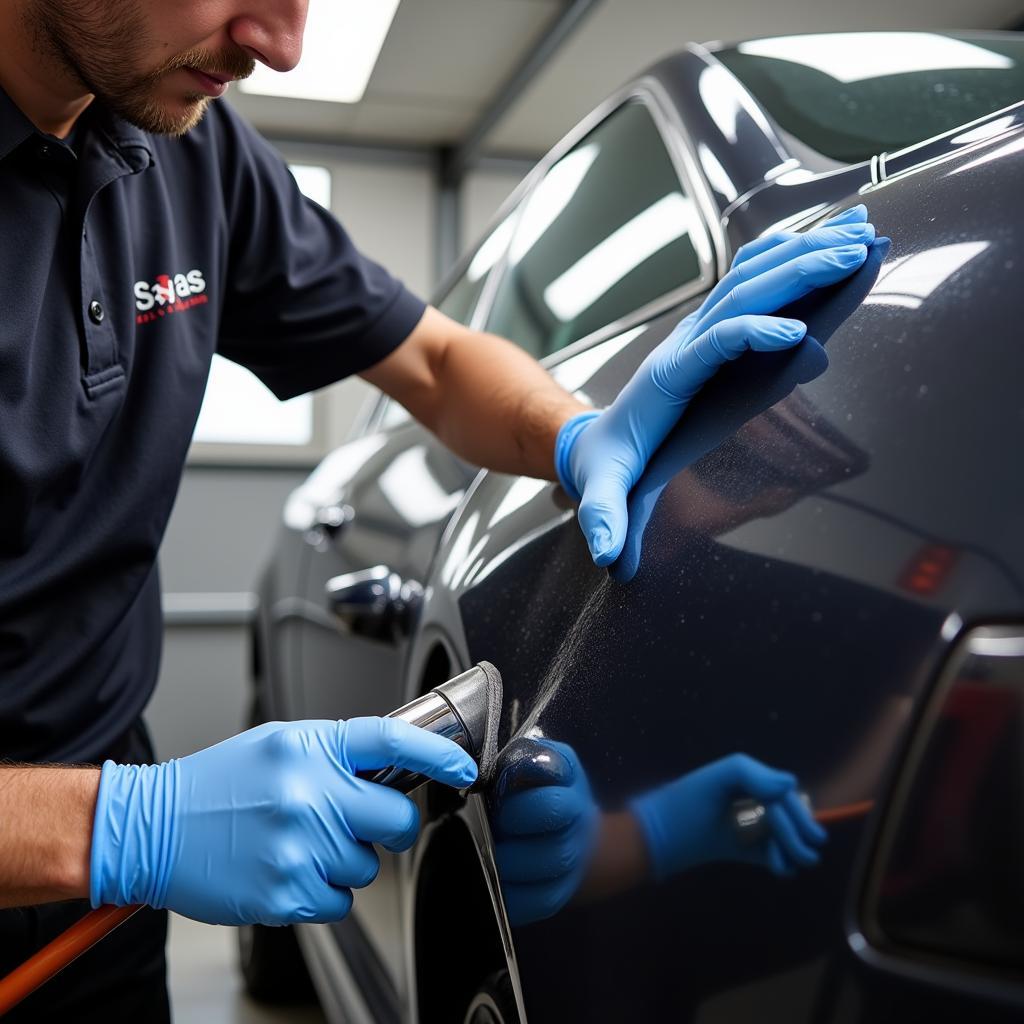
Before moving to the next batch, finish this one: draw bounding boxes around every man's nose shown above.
[228,1,309,73]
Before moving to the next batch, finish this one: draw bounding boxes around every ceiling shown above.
[227,0,1023,159]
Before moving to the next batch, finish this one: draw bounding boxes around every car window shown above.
[716,32,1024,163]
[484,98,707,360]
[436,214,516,326]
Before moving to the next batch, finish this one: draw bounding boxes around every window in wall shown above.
[191,163,332,453]
[484,100,710,360]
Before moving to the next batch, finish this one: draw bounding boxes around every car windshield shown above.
[715,32,1024,162]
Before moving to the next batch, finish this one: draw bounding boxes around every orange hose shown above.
[814,799,874,825]
[0,803,878,1015]
[0,904,141,1017]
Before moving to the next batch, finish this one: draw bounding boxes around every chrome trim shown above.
[966,633,1024,658]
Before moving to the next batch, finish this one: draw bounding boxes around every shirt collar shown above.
[0,84,35,162]
[0,82,154,171]
[89,102,154,172]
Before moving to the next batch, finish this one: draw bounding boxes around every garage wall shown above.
[150,150,528,760]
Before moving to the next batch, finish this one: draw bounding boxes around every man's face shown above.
[26,0,305,135]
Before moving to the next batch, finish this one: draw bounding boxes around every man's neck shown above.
[0,1,94,137]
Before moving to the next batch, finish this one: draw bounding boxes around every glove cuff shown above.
[628,789,673,884]
[90,759,180,910]
[554,410,601,502]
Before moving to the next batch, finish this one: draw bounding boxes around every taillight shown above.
[863,626,1024,977]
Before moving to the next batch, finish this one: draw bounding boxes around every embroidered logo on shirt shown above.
[134,269,208,325]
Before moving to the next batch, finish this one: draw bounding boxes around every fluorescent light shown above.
[738,34,1012,85]
[241,0,400,104]
[543,192,702,322]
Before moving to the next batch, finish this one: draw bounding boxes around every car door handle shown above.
[325,565,423,641]
[316,503,355,536]
[303,504,355,549]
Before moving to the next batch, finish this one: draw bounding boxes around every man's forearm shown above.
[0,766,98,907]
[362,307,589,480]
[427,329,588,478]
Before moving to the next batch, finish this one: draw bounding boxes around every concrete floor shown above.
[167,914,326,1023]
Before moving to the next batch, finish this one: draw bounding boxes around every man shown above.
[0,0,875,1017]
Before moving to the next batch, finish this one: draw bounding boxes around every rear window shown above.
[715,32,1024,163]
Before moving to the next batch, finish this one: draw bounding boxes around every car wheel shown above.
[237,922,316,1005]
[463,970,519,1024]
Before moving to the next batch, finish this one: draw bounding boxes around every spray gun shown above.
[358,661,503,794]
[0,662,504,1017]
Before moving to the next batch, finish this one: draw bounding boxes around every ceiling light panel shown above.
[240,0,400,104]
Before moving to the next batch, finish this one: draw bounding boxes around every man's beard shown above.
[25,0,254,136]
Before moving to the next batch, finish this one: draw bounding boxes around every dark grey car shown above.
[245,31,1024,1023]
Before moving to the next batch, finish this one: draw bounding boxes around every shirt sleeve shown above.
[211,102,426,400]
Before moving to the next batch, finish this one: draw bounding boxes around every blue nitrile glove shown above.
[556,205,876,565]
[89,717,477,925]
[628,753,826,882]
[489,738,599,926]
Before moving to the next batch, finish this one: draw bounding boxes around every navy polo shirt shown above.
[0,87,425,763]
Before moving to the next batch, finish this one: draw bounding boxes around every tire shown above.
[463,970,519,1024]
[237,922,316,1005]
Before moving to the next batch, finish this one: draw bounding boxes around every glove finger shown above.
[700,224,872,322]
[501,880,573,927]
[339,716,478,788]
[654,316,805,404]
[717,752,797,801]
[731,230,800,268]
[764,801,821,868]
[823,203,868,227]
[765,839,795,879]
[696,244,867,335]
[578,465,632,567]
[541,741,591,798]
[296,885,354,924]
[494,784,591,836]
[272,881,355,926]
[320,834,381,890]
[728,204,868,269]
[782,789,827,847]
[343,778,422,853]
[495,827,586,883]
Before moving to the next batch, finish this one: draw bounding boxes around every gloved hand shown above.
[556,205,876,565]
[628,753,826,882]
[89,717,477,925]
[489,738,598,926]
